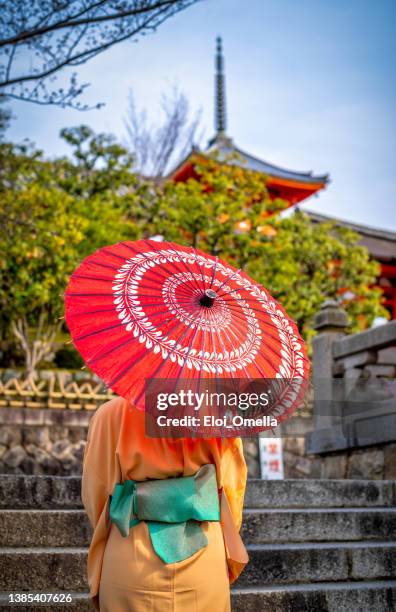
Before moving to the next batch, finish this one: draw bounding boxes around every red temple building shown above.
[168,38,396,320]
[306,212,396,321]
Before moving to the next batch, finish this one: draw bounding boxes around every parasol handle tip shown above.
[199,289,217,308]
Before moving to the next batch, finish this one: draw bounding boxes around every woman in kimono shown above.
[82,395,249,612]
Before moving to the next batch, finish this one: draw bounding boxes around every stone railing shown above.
[304,301,396,479]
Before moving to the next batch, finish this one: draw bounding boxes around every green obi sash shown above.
[109,464,220,564]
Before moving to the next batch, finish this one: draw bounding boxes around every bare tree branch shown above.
[0,1,184,47]
[11,313,61,379]
[0,0,199,108]
[124,85,203,178]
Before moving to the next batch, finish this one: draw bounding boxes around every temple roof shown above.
[206,134,329,185]
[304,210,396,260]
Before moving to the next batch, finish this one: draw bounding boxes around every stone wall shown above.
[2,405,394,480]
[0,407,262,479]
[242,439,261,478]
[284,436,396,480]
[0,408,91,476]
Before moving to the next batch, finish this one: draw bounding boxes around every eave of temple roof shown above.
[168,139,329,188]
[206,136,329,185]
[304,210,396,261]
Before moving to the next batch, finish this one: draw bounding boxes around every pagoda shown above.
[168,37,329,207]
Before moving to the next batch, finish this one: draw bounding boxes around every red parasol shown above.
[64,239,309,431]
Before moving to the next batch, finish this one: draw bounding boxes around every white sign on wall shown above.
[259,437,284,480]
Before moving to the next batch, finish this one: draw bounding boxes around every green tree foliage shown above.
[0,125,139,373]
[246,210,388,340]
[136,153,287,255]
[0,127,388,374]
[0,141,87,374]
[56,125,140,257]
[144,155,388,339]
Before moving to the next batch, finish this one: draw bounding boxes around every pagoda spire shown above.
[215,36,227,136]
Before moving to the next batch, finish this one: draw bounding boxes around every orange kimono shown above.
[81,396,249,611]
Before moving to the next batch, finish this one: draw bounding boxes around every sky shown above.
[6,0,396,230]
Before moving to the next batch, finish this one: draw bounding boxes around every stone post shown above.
[306,300,349,453]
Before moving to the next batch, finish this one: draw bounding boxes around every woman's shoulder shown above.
[220,437,244,453]
[89,395,126,430]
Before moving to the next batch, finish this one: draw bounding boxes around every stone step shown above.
[231,581,396,612]
[0,548,88,592]
[0,475,396,509]
[0,592,92,611]
[0,476,82,510]
[0,475,394,510]
[236,542,396,587]
[2,507,396,548]
[1,582,395,612]
[0,510,91,548]
[241,507,396,544]
[244,478,396,509]
[1,542,395,591]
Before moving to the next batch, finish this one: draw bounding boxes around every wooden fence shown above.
[0,370,114,411]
